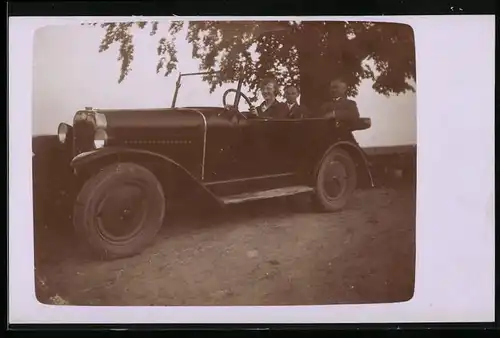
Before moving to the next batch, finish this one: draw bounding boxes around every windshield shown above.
[172,72,255,111]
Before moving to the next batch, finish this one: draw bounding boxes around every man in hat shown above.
[318,78,360,121]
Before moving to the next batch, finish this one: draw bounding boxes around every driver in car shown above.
[318,78,360,121]
[248,78,288,118]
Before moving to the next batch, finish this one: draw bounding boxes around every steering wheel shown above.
[222,88,256,118]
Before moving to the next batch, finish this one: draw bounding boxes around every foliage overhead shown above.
[84,20,416,106]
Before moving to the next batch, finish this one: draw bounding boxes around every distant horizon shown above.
[32,22,417,147]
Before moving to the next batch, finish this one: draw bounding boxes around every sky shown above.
[32,21,417,147]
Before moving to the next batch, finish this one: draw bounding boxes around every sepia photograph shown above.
[30,19,418,307]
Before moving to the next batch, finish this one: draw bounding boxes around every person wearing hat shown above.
[318,78,360,121]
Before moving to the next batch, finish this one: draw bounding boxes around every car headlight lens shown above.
[94,128,108,149]
[57,123,69,143]
[94,112,107,129]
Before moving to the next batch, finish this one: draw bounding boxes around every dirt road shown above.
[34,182,416,306]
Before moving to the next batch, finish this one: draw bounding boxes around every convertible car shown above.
[35,69,374,260]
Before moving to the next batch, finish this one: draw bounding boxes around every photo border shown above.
[8,10,496,327]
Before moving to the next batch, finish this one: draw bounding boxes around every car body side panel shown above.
[70,146,223,205]
[201,114,342,182]
[256,117,337,174]
[199,109,246,182]
[68,106,374,200]
[189,107,302,182]
[97,108,207,180]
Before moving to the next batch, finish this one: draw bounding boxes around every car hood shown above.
[97,107,226,129]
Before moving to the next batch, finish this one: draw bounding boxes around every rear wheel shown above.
[73,162,166,259]
[313,148,357,212]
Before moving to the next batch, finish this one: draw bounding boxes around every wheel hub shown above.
[121,208,133,220]
[96,184,147,242]
[323,160,348,200]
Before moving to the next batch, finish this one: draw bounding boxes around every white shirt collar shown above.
[261,99,276,111]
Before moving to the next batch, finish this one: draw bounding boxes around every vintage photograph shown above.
[32,19,417,306]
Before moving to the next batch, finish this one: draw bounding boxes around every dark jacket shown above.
[284,102,310,119]
[318,97,360,121]
[257,100,288,118]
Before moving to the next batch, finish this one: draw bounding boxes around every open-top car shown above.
[48,66,374,260]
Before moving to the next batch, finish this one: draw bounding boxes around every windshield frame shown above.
[170,70,244,109]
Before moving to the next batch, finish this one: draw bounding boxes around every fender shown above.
[32,135,75,226]
[316,140,375,188]
[70,147,223,205]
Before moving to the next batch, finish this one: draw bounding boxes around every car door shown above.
[203,111,274,182]
[235,116,310,176]
[257,118,304,174]
[205,113,315,182]
[261,116,339,176]
[235,116,278,177]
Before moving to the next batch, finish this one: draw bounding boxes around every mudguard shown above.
[70,147,223,205]
[32,135,75,226]
[317,140,375,188]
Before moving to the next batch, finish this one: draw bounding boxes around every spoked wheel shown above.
[313,148,357,212]
[73,162,166,260]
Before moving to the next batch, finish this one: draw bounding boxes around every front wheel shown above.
[73,162,166,260]
[312,148,357,212]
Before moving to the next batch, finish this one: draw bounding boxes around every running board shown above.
[220,186,314,205]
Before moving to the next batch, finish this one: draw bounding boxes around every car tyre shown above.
[73,162,166,260]
[312,148,357,212]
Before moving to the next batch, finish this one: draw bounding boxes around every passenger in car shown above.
[283,85,310,119]
[318,78,360,122]
[249,78,288,118]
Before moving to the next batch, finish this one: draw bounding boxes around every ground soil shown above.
[34,180,416,306]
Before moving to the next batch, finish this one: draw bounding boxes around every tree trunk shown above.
[296,23,336,114]
[296,23,325,114]
[296,22,350,113]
